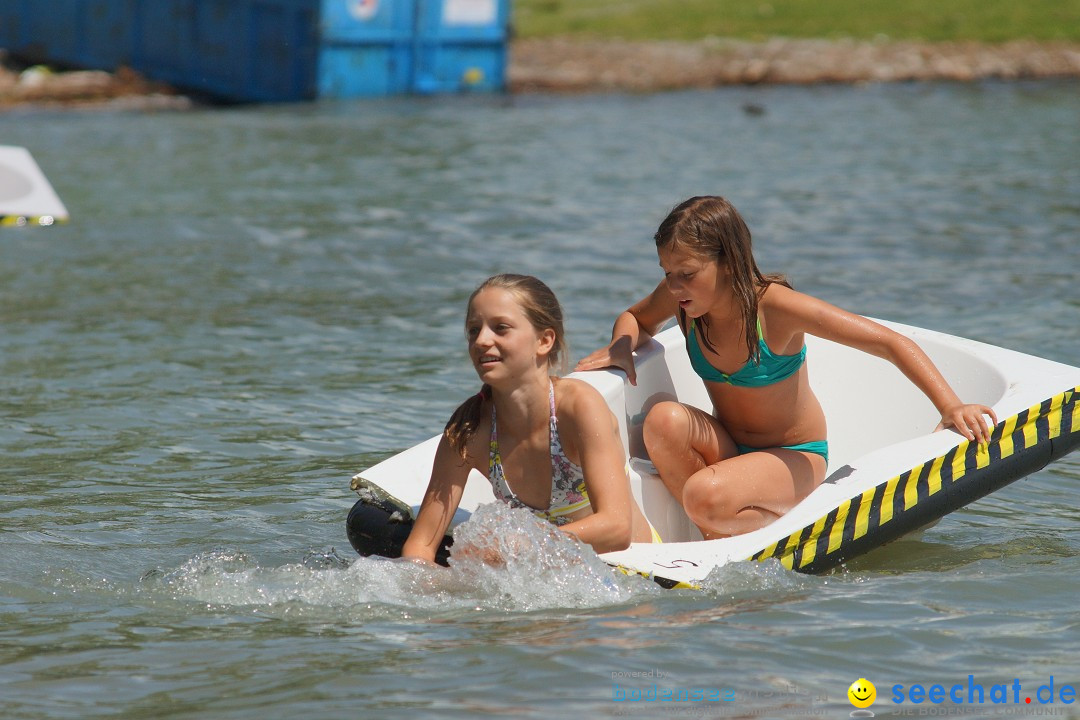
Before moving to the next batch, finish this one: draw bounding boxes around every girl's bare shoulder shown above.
[760,281,804,305]
[761,282,833,321]
[553,377,616,422]
[758,283,820,349]
[554,376,602,403]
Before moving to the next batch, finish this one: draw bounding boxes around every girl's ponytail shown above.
[443,384,490,459]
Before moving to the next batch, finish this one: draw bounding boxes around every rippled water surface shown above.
[2,80,1079,719]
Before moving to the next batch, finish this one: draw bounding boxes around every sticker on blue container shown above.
[348,0,380,21]
[444,0,496,25]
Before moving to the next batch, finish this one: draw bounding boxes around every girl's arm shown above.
[574,280,678,385]
[770,286,999,443]
[556,381,636,553]
[400,435,475,565]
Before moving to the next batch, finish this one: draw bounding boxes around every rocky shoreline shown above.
[3,37,1079,109]
[0,59,192,111]
[509,37,1080,92]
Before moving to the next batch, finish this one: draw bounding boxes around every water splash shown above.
[142,503,657,615]
[445,502,653,611]
[698,557,814,595]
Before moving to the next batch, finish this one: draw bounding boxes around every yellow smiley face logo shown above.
[848,678,876,708]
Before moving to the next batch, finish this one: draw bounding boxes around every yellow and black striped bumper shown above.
[751,387,1080,573]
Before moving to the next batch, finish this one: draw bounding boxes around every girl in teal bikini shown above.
[576,196,997,540]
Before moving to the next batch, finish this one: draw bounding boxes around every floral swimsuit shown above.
[487,381,591,526]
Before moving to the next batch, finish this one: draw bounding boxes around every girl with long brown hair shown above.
[576,196,996,539]
[402,274,655,565]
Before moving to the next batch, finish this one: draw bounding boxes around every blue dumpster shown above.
[415,0,509,94]
[246,2,321,102]
[317,0,416,97]
[131,0,320,102]
[0,2,19,52]
[0,0,511,101]
[0,0,136,70]
[134,0,198,84]
[27,0,83,67]
[82,0,137,69]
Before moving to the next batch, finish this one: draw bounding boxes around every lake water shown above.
[2,80,1079,719]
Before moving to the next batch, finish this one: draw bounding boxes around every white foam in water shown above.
[148,503,658,614]
[697,556,820,600]
[147,547,461,612]
[445,503,652,610]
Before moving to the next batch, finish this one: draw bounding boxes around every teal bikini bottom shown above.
[736,440,829,466]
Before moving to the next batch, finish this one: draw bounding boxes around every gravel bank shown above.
[0,59,191,111]
[508,37,1080,92]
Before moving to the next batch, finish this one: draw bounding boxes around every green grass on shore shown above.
[513,0,1080,43]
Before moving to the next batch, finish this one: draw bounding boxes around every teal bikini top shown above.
[686,317,806,387]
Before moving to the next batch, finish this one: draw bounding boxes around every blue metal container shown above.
[82,0,137,69]
[414,0,510,94]
[0,0,136,69]
[0,1,27,58]
[26,0,83,66]
[317,0,416,97]
[130,0,319,102]
[247,1,320,102]
[0,0,510,101]
[133,0,197,84]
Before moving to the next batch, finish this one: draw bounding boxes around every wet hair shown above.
[443,274,567,459]
[655,195,791,363]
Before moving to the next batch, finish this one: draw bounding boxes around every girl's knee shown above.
[681,472,738,525]
[643,401,689,452]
